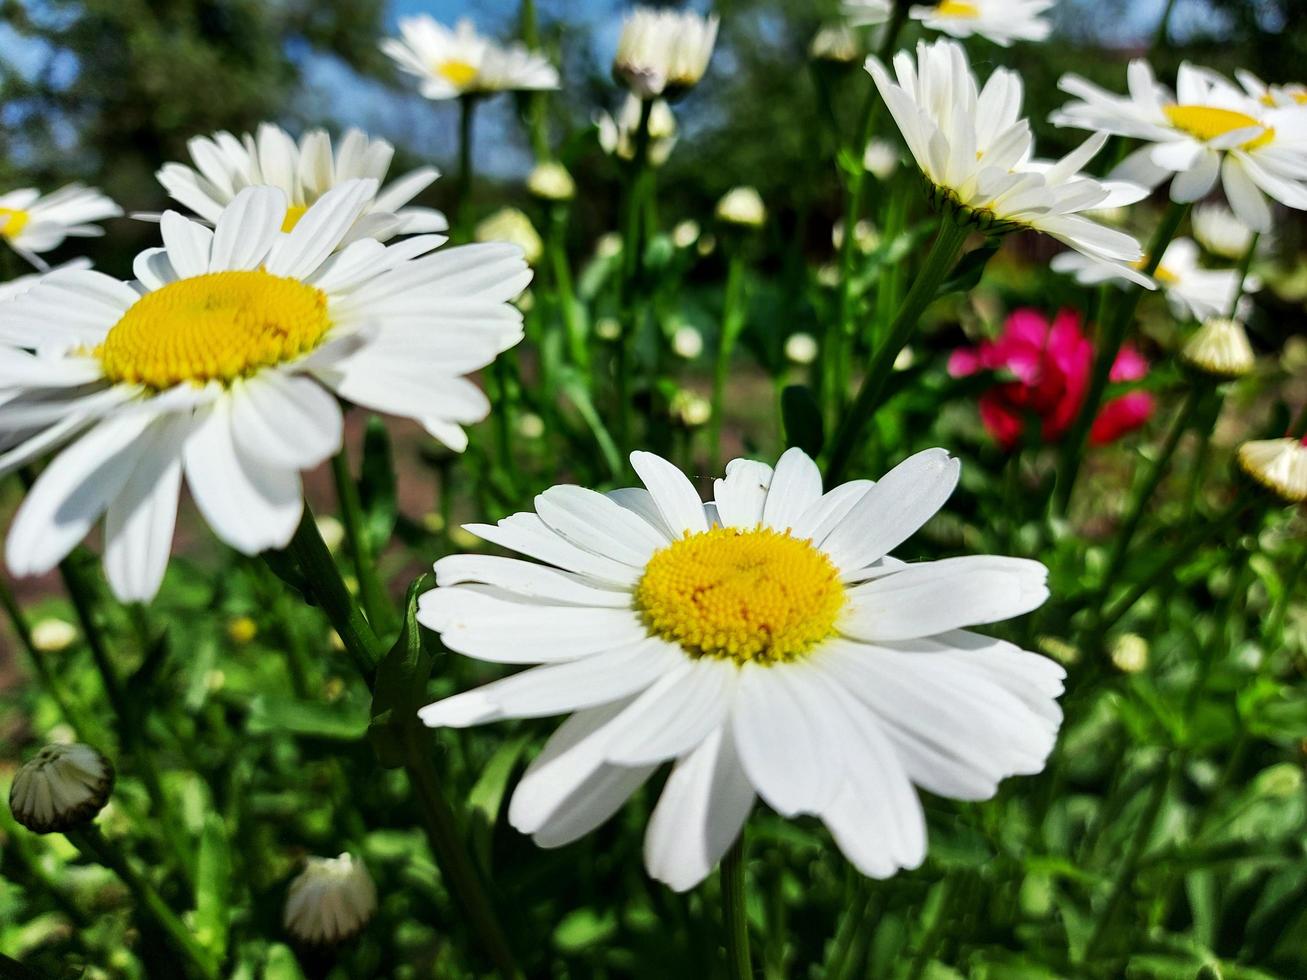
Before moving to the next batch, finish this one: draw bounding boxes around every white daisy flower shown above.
[0,182,530,602]
[909,0,1054,47]
[1051,62,1307,233]
[1231,69,1307,109]
[380,16,559,101]
[869,39,1151,283]
[1191,202,1261,260]
[841,0,894,26]
[0,259,92,303]
[156,123,447,241]
[613,8,718,100]
[0,185,120,270]
[417,448,1063,891]
[1051,237,1257,322]
[596,96,679,167]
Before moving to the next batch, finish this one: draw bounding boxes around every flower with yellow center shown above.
[418,447,1060,892]
[380,16,558,102]
[0,181,531,603]
[1053,61,1307,233]
[0,184,119,270]
[1232,69,1307,109]
[156,122,446,242]
[909,0,1054,46]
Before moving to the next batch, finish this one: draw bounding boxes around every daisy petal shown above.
[602,657,736,766]
[631,451,711,536]
[761,447,824,532]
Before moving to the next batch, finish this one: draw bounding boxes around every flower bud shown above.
[516,412,545,440]
[227,616,258,645]
[672,219,700,249]
[1110,633,1148,673]
[785,333,818,366]
[1180,318,1255,380]
[475,208,543,266]
[284,853,377,945]
[671,326,704,360]
[31,617,77,653]
[595,317,622,341]
[715,187,766,228]
[1237,437,1307,504]
[863,139,899,180]
[527,161,575,202]
[809,25,860,65]
[316,515,346,553]
[9,743,113,834]
[670,390,711,428]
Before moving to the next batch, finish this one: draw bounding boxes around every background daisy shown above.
[418,448,1062,891]
[0,181,529,601]
[909,0,1055,47]
[380,16,559,101]
[0,185,121,270]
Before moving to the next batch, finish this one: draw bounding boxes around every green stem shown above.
[721,836,753,980]
[1227,232,1260,318]
[711,250,748,471]
[1151,0,1179,50]
[68,825,219,979]
[1098,385,1206,595]
[519,0,550,160]
[825,220,969,483]
[1056,201,1189,512]
[330,445,395,637]
[456,96,478,240]
[0,574,89,738]
[1081,755,1173,964]
[615,98,655,452]
[548,204,588,373]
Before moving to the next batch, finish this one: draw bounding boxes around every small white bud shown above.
[595,317,622,341]
[30,618,77,653]
[1180,318,1255,380]
[1110,633,1149,674]
[595,233,623,261]
[527,161,575,202]
[9,743,114,834]
[672,219,701,249]
[475,208,543,266]
[670,390,711,427]
[784,333,818,366]
[516,412,546,440]
[671,326,704,360]
[1237,438,1307,504]
[862,139,899,180]
[284,853,377,945]
[715,186,766,228]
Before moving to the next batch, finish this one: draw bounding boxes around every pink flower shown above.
[948,308,1154,450]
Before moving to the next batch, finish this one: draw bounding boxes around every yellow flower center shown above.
[1132,256,1178,285]
[96,270,331,389]
[634,526,845,665]
[437,59,479,88]
[1163,104,1275,151]
[281,204,308,232]
[0,208,30,239]
[935,0,980,16]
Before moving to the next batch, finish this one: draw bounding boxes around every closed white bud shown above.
[1181,318,1255,380]
[672,326,704,359]
[715,186,766,228]
[595,317,622,341]
[670,390,711,427]
[30,618,77,653]
[527,161,575,202]
[284,853,377,945]
[673,219,701,249]
[595,233,623,261]
[475,208,543,266]
[1237,438,1307,504]
[862,139,900,180]
[1192,203,1259,261]
[810,25,860,64]
[785,333,819,365]
[1110,633,1149,673]
[9,743,113,834]
[516,412,545,439]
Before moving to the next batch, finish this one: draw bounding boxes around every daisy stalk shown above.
[616,97,656,447]
[456,94,480,239]
[0,573,92,740]
[721,838,753,979]
[710,246,748,471]
[330,441,396,637]
[1054,200,1190,512]
[545,199,589,373]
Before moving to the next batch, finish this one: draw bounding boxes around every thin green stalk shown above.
[1151,0,1179,50]
[68,825,219,979]
[615,97,656,451]
[721,837,754,980]
[1081,754,1173,964]
[330,445,395,637]
[907,879,958,980]
[1227,232,1260,318]
[456,96,478,240]
[711,250,748,471]
[1056,201,1190,512]
[519,0,550,160]
[547,204,588,372]
[1098,385,1206,593]
[0,573,88,737]
[825,220,970,483]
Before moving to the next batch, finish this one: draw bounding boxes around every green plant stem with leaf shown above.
[331,445,395,638]
[615,97,655,451]
[0,573,92,739]
[711,248,748,470]
[825,219,970,483]
[1056,200,1190,512]
[721,837,753,980]
[547,203,589,374]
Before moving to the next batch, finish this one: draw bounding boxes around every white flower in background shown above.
[31,617,78,653]
[810,25,861,65]
[157,123,447,241]
[672,220,701,249]
[1110,634,1148,674]
[417,448,1062,891]
[595,317,622,341]
[671,325,704,360]
[716,186,767,227]
[380,16,559,101]
[517,412,546,440]
[595,233,623,261]
[1231,69,1307,109]
[0,183,529,602]
[613,8,718,99]
[870,40,1151,282]
[1237,437,1307,504]
[527,161,575,202]
[1051,62,1307,233]
[596,96,679,167]
[909,0,1055,47]
[476,208,543,266]
[833,219,881,254]
[842,0,894,26]
[1051,238,1257,322]
[785,333,819,365]
[0,185,120,270]
[9,743,113,833]
[1180,317,1255,380]
[1191,202,1261,260]
[863,139,900,179]
[670,390,711,427]
[284,853,377,945]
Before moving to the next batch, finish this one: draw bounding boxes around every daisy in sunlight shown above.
[613,8,718,100]
[0,182,530,601]
[0,185,120,270]
[869,39,1152,282]
[418,448,1063,891]
[380,17,559,102]
[1052,62,1307,232]
[156,123,447,241]
[909,1,1054,47]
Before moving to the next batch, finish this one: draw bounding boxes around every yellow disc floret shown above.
[280,205,309,232]
[96,270,331,389]
[1164,104,1275,151]
[935,1,980,17]
[634,526,845,665]
[0,208,30,239]
[437,59,479,88]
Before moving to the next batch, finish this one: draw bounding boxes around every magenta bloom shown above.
[948,308,1155,450]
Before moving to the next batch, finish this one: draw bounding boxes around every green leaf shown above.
[194,813,231,960]
[557,369,623,479]
[369,575,436,768]
[553,907,618,953]
[781,385,825,457]
[263,944,307,980]
[247,695,369,740]
[469,734,533,869]
[360,415,398,553]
